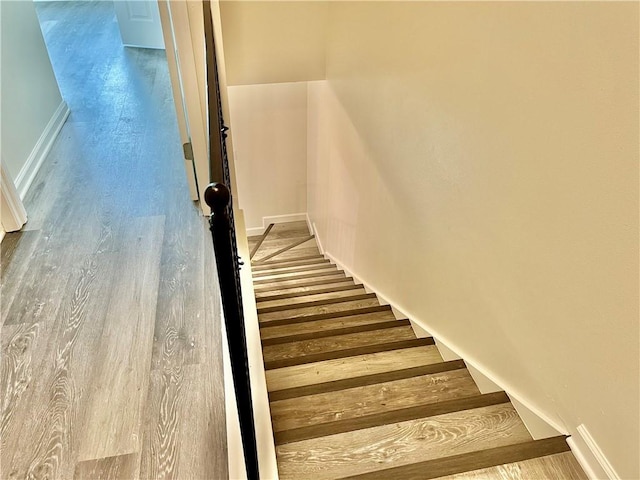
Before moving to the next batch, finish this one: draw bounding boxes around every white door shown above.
[114,1,165,50]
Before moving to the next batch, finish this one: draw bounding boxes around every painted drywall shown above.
[220,1,327,86]
[306,3,638,478]
[228,82,307,232]
[1,0,63,181]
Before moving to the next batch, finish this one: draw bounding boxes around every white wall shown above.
[306,3,638,479]
[1,0,64,183]
[228,82,307,233]
[220,1,327,86]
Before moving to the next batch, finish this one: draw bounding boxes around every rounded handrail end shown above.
[204,183,230,213]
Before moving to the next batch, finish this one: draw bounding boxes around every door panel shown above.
[114,1,165,49]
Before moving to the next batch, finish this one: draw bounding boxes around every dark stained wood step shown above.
[254,276,355,294]
[262,319,410,346]
[254,254,325,267]
[275,403,532,479]
[260,310,399,341]
[252,235,315,263]
[253,269,343,286]
[274,391,509,445]
[252,257,329,272]
[257,293,377,314]
[258,305,391,328]
[264,337,435,370]
[270,367,479,432]
[253,262,335,278]
[263,326,417,364]
[269,360,466,401]
[256,283,362,303]
[341,436,571,480]
[249,223,274,260]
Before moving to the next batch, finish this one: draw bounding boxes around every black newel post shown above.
[204,183,260,480]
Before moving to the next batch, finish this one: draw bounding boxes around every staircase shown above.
[248,222,587,480]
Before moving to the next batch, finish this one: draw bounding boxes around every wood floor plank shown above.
[269,360,467,401]
[257,292,376,314]
[259,298,383,322]
[260,310,401,340]
[270,367,479,431]
[434,451,586,480]
[77,216,165,461]
[253,235,316,263]
[342,437,572,480]
[256,283,362,304]
[266,345,443,392]
[275,403,532,480]
[275,392,510,444]
[262,319,410,345]
[73,453,139,480]
[263,327,420,366]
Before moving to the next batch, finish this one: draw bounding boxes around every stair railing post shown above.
[205,183,260,480]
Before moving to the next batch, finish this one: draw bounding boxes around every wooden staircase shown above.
[248,222,587,480]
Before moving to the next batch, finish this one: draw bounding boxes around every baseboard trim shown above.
[321,248,569,442]
[14,101,70,199]
[566,425,619,480]
[1,163,28,232]
[245,213,308,236]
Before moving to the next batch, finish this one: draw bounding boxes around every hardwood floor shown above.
[1,2,227,479]
[248,223,588,480]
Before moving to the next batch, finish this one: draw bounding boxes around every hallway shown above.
[1,2,228,478]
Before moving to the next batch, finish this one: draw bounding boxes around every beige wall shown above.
[306,2,638,478]
[228,82,308,231]
[220,1,327,86]
[1,0,63,181]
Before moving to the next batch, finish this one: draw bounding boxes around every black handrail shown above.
[201,2,260,479]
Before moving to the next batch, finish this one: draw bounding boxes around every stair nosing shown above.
[264,337,435,370]
[261,319,411,346]
[268,360,466,401]
[274,391,510,445]
[257,292,378,314]
[253,254,325,267]
[258,305,392,328]
[340,436,571,480]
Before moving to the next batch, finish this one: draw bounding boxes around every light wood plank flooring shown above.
[248,223,588,480]
[1,2,227,479]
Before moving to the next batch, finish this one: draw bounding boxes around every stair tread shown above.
[259,305,392,328]
[269,360,467,401]
[263,326,420,367]
[253,263,337,279]
[256,285,365,307]
[252,259,331,274]
[253,267,339,284]
[254,254,325,267]
[433,451,586,480]
[254,278,356,296]
[266,345,443,392]
[274,392,509,445]
[271,367,480,433]
[260,310,399,341]
[257,292,376,314]
[253,271,347,289]
[275,403,533,480]
[259,298,383,323]
[253,235,316,263]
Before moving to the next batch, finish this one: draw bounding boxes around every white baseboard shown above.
[14,101,70,199]
[1,163,28,232]
[245,212,308,236]
[567,425,619,480]
[321,240,569,444]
